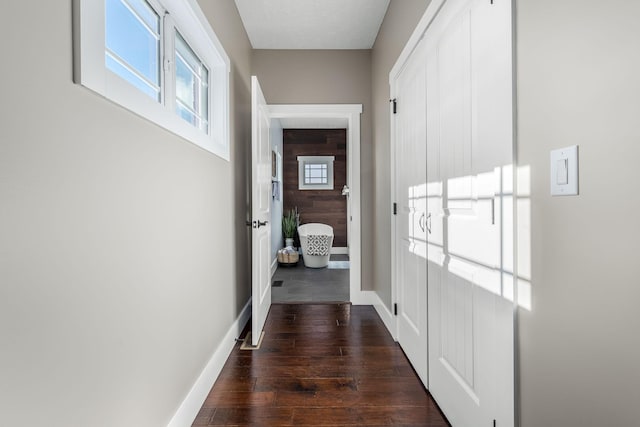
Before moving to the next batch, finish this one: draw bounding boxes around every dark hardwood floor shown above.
[192,303,450,426]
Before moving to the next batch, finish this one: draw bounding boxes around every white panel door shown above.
[251,76,272,347]
[425,0,514,426]
[394,38,429,384]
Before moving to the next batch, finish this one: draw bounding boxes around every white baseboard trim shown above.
[350,289,374,305]
[370,291,397,340]
[349,290,395,340]
[167,299,251,427]
[271,257,278,278]
[330,247,348,255]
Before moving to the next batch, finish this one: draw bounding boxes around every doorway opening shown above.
[267,104,363,304]
[273,128,349,302]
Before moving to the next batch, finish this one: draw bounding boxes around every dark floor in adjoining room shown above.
[192,303,450,426]
[271,254,350,303]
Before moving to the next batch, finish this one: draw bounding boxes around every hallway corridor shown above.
[192,303,450,426]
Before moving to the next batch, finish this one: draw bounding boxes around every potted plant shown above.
[282,209,297,247]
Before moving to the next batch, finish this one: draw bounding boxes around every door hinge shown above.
[393,202,397,215]
[394,303,398,316]
[390,98,397,114]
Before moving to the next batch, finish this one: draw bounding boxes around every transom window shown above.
[298,156,335,190]
[74,0,231,160]
[175,31,209,132]
[105,0,161,101]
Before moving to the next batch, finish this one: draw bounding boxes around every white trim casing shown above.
[269,104,365,305]
[167,299,251,427]
[389,64,398,337]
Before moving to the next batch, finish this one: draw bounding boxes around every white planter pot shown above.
[285,238,294,247]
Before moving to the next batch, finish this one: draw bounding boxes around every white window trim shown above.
[72,0,231,160]
[297,156,335,190]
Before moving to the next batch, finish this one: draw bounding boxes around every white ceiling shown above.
[234,0,391,49]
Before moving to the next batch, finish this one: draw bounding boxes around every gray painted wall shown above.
[252,49,374,289]
[517,0,640,425]
[371,1,432,308]
[0,1,252,426]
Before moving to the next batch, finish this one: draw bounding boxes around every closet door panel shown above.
[394,38,429,384]
[426,0,514,426]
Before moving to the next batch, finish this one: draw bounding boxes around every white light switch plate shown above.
[550,145,579,196]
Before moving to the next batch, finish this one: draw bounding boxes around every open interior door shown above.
[251,76,271,346]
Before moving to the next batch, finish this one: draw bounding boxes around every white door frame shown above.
[269,104,367,304]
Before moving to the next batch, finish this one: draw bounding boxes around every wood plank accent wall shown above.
[283,129,347,247]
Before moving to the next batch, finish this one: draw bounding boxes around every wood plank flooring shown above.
[192,303,450,426]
